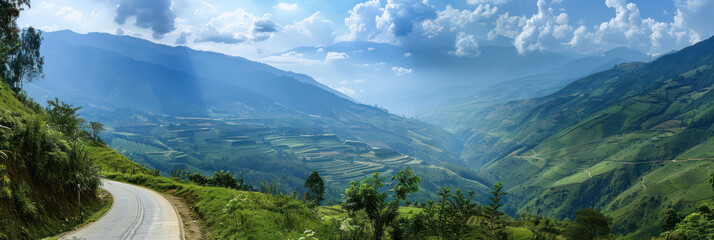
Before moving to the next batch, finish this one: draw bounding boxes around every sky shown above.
[18,0,714,61]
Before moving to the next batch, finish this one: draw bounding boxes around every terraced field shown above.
[100,112,488,202]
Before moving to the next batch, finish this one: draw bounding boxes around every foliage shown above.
[210,170,239,189]
[413,187,480,239]
[660,209,681,232]
[45,97,84,138]
[1,26,43,92]
[304,170,325,205]
[657,202,714,239]
[343,169,421,240]
[87,121,104,142]
[563,208,612,240]
[484,182,507,240]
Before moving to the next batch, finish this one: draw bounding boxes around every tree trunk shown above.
[373,221,384,240]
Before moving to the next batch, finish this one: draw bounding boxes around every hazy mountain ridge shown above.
[27,31,486,202]
[274,41,585,114]
[456,35,714,237]
[418,47,649,132]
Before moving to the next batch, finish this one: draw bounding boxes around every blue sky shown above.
[18,0,714,60]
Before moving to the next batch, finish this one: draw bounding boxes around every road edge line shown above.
[160,192,186,240]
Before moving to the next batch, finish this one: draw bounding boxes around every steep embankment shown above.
[458,36,714,237]
[0,83,106,239]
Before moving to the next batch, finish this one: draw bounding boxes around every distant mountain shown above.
[450,35,714,237]
[270,41,584,114]
[418,47,649,131]
[42,30,352,101]
[27,31,486,201]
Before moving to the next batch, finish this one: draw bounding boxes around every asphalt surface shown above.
[61,180,182,240]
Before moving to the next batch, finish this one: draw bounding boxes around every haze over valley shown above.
[2,0,714,239]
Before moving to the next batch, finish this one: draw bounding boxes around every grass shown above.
[42,189,114,240]
[506,227,535,240]
[103,172,341,239]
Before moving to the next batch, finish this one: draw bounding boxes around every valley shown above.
[3,0,714,238]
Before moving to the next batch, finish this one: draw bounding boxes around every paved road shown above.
[61,180,182,240]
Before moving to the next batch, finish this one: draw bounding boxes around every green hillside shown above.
[436,36,714,237]
[98,110,488,202]
[0,83,108,239]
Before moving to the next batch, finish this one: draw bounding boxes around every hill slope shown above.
[26,31,486,201]
[460,35,714,237]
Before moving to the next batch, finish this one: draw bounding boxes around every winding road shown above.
[61,180,182,240]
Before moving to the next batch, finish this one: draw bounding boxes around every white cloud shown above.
[565,0,704,54]
[274,3,298,11]
[512,0,573,53]
[338,0,436,43]
[261,51,323,65]
[194,2,217,15]
[336,86,358,97]
[57,6,83,23]
[284,11,333,38]
[451,32,481,57]
[422,4,498,38]
[404,52,412,57]
[196,8,279,43]
[391,66,413,76]
[488,12,527,39]
[325,52,350,61]
[467,0,510,5]
[316,48,325,52]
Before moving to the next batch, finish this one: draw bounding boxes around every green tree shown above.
[88,121,104,142]
[660,208,681,232]
[209,170,238,189]
[45,97,84,138]
[303,170,325,205]
[188,172,208,186]
[564,208,612,240]
[343,169,421,240]
[0,0,31,63]
[2,26,43,92]
[484,182,507,240]
[710,172,713,189]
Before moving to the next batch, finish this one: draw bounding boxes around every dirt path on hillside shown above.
[583,170,592,178]
[163,190,204,240]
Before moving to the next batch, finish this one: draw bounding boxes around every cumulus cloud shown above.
[566,0,705,54]
[284,11,334,38]
[195,8,279,44]
[325,52,350,61]
[274,3,298,11]
[451,32,481,57]
[488,12,526,39]
[175,31,190,44]
[339,0,436,43]
[115,0,176,39]
[484,0,711,54]
[391,66,413,76]
[510,0,573,53]
[422,4,498,38]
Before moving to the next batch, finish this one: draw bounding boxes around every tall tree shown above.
[88,121,104,142]
[484,182,507,240]
[343,169,421,240]
[45,97,84,138]
[2,26,43,92]
[564,208,612,240]
[303,170,325,205]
